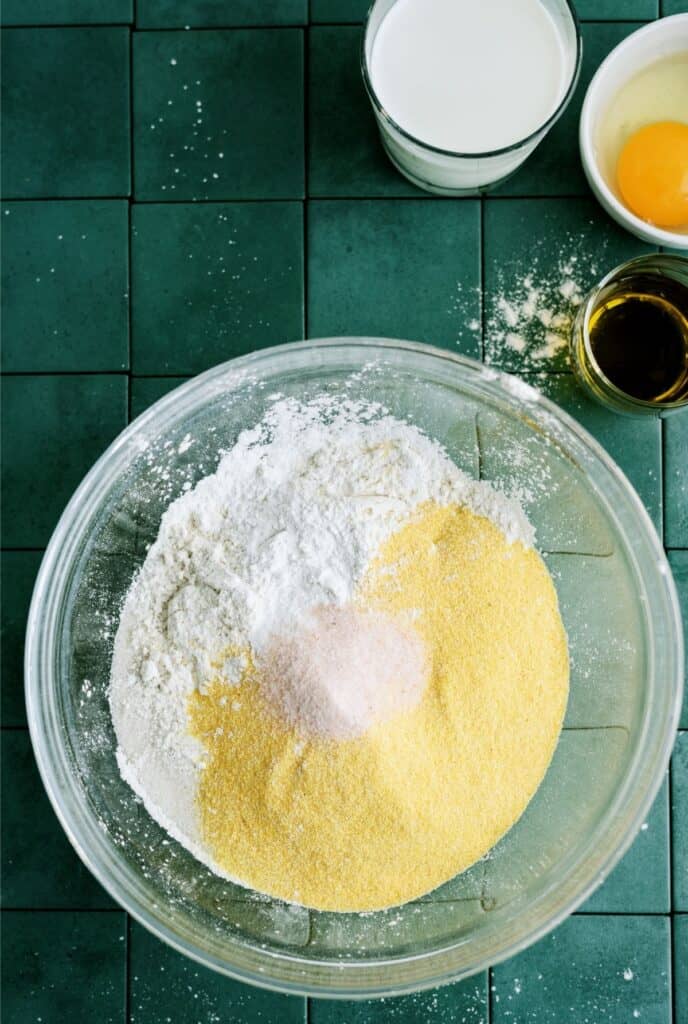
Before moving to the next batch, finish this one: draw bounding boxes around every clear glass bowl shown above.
[26,339,683,998]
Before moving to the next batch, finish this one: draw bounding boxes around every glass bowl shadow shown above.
[25,339,682,998]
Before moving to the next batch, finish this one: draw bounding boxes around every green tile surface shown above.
[130,375,189,418]
[308,199,481,354]
[582,777,670,913]
[2,201,129,372]
[492,914,672,1023]
[1,551,42,727]
[672,732,688,912]
[665,412,688,548]
[576,0,658,14]
[1,0,133,23]
[3,4,686,1022]
[1,27,130,197]
[2,910,125,1024]
[2,731,114,908]
[310,0,370,21]
[129,920,306,1023]
[309,976,488,1023]
[483,197,654,371]
[1,375,127,547]
[137,0,307,27]
[131,202,303,372]
[668,551,688,729]
[133,29,304,199]
[675,915,688,1024]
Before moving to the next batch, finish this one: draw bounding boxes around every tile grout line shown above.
[127,16,135,399]
[0,18,658,30]
[479,197,485,364]
[303,19,309,340]
[126,12,136,1020]
[125,912,132,1024]
[0,193,598,203]
[304,0,309,931]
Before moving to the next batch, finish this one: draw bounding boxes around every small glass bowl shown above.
[361,0,582,195]
[570,254,688,416]
[26,339,682,998]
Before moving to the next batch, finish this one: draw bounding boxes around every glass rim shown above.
[360,0,583,161]
[24,338,683,998]
[580,253,688,411]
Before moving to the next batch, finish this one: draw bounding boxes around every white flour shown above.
[109,394,532,869]
[485,236,606,369]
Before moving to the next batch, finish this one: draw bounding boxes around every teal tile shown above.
[137,0,307,26]
[577,0,657,13]
[483,197,654,372]
[309,26,418,197]
[668,551,688,729]
[310,0,369,19]
[675,915,688,1024]
[311,988,486,1022]
[495,23,643,198]
[492,915,671,1024]
[1,731,114,908]
[310,977,488,1023]
[308,199,481,355]
[1,0,132,23]
[531,373,662,531]
[131,202,303,373]
[312,0,658,17]
[665,413,688,548]
[129,919,306,1023]
[2,910,125,1024]
[1,28,130,197]
[1,551,43,728]
[662,0,688,12]
[1,375,127,547]
[672,731,688,910]
[133,29,304,200]
[2,201,129,372]
[130,376,189,419]
[582,777,670,912]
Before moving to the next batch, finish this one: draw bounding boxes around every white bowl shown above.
[579,15,688,250]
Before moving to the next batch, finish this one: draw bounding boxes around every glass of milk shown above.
[362,0,582,194]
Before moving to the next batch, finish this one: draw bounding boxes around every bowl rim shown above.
[360,0,583,160]
[579,14,688,249]
[25,338,684,999]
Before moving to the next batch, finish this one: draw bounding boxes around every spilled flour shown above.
[110,393,568,910]
[485,234,607,369]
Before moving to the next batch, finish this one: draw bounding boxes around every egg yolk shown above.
[617,121,688,229]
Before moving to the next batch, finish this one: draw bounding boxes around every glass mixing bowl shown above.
[26,339,683,998]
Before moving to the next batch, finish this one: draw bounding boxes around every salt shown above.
[261,605,427,739]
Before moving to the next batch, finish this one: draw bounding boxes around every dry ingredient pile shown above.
[110,395,569,912]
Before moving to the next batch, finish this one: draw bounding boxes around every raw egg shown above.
[617,121,688,229]
[595,52,688,234]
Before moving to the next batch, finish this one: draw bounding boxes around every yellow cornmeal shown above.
[188,503,569,912]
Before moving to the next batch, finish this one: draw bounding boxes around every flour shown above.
[486,236,606,369]
[109,393,533,872]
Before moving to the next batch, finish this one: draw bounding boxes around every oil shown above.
[587,272,688,403]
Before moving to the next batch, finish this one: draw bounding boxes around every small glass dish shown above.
[570,254,688,416]
[26,339,682,998]
[361,0,582,194]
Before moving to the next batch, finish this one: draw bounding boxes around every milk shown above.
[363,0,579,192]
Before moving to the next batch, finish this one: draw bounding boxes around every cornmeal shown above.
[189,503,569,912]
